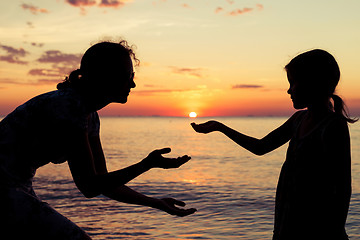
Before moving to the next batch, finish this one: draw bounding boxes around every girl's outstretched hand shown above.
[191,120,221,134]
[142,148,191,169]
[156,198,197,217]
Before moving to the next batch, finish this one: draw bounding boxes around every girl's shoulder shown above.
[288,110,307,127]
[292,110,307,118]
[322,112,349,135]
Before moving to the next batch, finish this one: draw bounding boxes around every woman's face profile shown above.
[102,55,136,104]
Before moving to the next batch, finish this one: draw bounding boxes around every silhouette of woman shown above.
[192,49,355,240]
[0,41,196,239]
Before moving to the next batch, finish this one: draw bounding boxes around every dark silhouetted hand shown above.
[156,198,197,217]
[191,121,221,134]
[142,148,191,169]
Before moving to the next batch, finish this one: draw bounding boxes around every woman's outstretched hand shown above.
[191,120,222,134]
[142,148,191,169]
[155,198,197,217]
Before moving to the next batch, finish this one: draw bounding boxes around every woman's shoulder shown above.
[13,89,80,111]
[5,89,89,128]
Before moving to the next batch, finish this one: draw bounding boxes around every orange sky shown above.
[1,0,360,117]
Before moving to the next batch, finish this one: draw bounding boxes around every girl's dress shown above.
[273,110,351,240]
[0,88,99,239]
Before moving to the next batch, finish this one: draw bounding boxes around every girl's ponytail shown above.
[330,94,358,123]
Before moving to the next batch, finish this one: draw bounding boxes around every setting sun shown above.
[189,112,197,118]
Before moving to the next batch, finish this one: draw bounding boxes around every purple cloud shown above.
[169,66,204,78]
[232,84,263,89]
[37,50,82,66]
[99,0,126,8]
[0,44,30,64]
[65,0,128,9]
[27,50,82,79]
[65,0,97,7]
[64,0,130,15]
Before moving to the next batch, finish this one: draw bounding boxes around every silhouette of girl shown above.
[192,49,355,240]
[0,41,196,239]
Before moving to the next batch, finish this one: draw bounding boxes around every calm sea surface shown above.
[34,117,360,239]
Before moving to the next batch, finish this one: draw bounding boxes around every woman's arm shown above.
[67,132,196,216]
[191,112,301,155]
[89,135,195,216]
[104,185,197,217]
[67,129,152,198]
[67,130,189,196]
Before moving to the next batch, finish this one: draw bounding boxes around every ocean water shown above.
[33,117,360,239]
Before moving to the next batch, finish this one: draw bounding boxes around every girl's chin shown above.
[292,102,307,110]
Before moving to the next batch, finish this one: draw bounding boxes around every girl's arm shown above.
[191,112,301,155]
[67,131,196,216]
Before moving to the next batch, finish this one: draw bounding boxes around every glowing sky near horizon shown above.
[1,0,360,117]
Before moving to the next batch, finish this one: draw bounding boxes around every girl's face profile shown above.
[287,72,311,109]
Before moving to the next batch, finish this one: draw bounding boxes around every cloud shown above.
[31,42,44,48]
[0,78,21,85]
[21,3,49,15]
[27,50,82,79]
[65,0,97,7]
[37,50,82,66]
[228,7,253,16]
[0,77,60,86]
[169,66,204,78]
[132,88,191,96]
[0,44,30,65]
[143,84,162,88]
[34,79,62,85]
[99,0,126,8]
[28,64,76,79]
[181,3,191,9]
[28,68,63,77]
[215,7,224,13]
[256,4,264,11]
[232,84,263,89]
[216,3,263,16]
[65,0,131,12]
[134,89,185,93]
[26,21,34,28]
[133,86,222,99]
